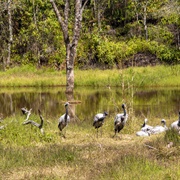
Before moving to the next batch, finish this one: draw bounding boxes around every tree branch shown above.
[64,0,70,26]
[22,108,44,134]
[72,0,82,47]
[144,144,158,150]
[21,107,32,121]
[81,0,89,12]
[50,0,69,44]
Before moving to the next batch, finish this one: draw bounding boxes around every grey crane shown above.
[136,130,151,137]
[171,111,180,132]
[58,102,70,137]
[150,119,168,135]
[93,111,108,138]
[136,118,152,137]
[141,118,153,132]
[113,104,128,138]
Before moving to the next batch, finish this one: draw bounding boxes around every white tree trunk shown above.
[50,0,88,93]
[143,2,148,40]
[7,0,13,66]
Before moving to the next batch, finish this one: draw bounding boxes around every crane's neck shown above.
[177,112,180,127]
[142,121,145,128]
[65,105,68,122]
[162,121,167,128]
[123,107,126,117]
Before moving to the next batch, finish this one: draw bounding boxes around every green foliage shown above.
[148,25,173,44]
[164,129,180,146]
[0,0,179,67]
[0,115,56,146]
[95,38,179,66]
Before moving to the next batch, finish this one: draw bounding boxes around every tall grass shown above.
[0,64,179,87]
[1,113,180,179]
[0,64,180,179]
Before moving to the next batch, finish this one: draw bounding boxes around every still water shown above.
[0,86,179,122]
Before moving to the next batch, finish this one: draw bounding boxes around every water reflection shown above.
[0,87,179,122]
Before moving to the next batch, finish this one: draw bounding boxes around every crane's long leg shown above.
[97,128,98,138]
[113,131,116,138]
[113,130,117,138]
[63,129,66,138]
[59,130,66,138]
[100,127,103,137]
[120,132,123,139]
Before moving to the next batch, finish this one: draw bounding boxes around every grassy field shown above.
[0,113,180,180]
[0,65,180,179]
[0,64,179,87]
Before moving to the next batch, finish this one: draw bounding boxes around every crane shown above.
[141,118,153,132]
[113,104,128,138]
[171,111,180,132]
[93,111,108,138]
[150,119,168,134]
[58,102,70,137]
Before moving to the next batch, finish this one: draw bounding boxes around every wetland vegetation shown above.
[0,65,180,179]
[0,0,180,178]
[0,64,180,87]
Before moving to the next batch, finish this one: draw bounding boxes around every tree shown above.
[0,0,13,69]
[50,0,88,93]
[7,0,13,66]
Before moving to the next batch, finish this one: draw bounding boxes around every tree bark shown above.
[143,1,148,40]
[50,0,88,93]
[7,0,13,67]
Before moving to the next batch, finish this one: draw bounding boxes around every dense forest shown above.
[0,0,179,70]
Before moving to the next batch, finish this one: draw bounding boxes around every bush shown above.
[95,38,179,66]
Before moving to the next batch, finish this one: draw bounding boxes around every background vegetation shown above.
[0,0,179,69]
[0,1,180,179]
[0,64,179,87]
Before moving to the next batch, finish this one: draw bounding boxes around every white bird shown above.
[136,130,151,137]
[171,111,180,131]
[93,111,108,138]
[136,118,152,137]
[113,104,128,138]
[141,118,153,132]
[150,119,168,134]
[58,102,70,136]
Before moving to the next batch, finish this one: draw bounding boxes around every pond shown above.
[0,86,179,125]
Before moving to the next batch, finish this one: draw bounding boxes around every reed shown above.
[0,65,179,87]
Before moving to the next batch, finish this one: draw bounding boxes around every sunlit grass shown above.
[1,113,180,179]
[0,65,180,87]
[0,64,180,179]
[99,155,165,180]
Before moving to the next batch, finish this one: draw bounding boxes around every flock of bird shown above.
[0,102,179,138]
[58,102,180,138]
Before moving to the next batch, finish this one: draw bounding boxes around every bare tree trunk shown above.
[66,92,75,120]
[143,1,148,40]
[50,0,88,93]
[133,0,139,21]
[7,0,13,67]
[94,0,103,31]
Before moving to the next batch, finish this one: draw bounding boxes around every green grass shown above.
[0,64,180,87]
[0,113,180,179]
[0,64,180,179]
